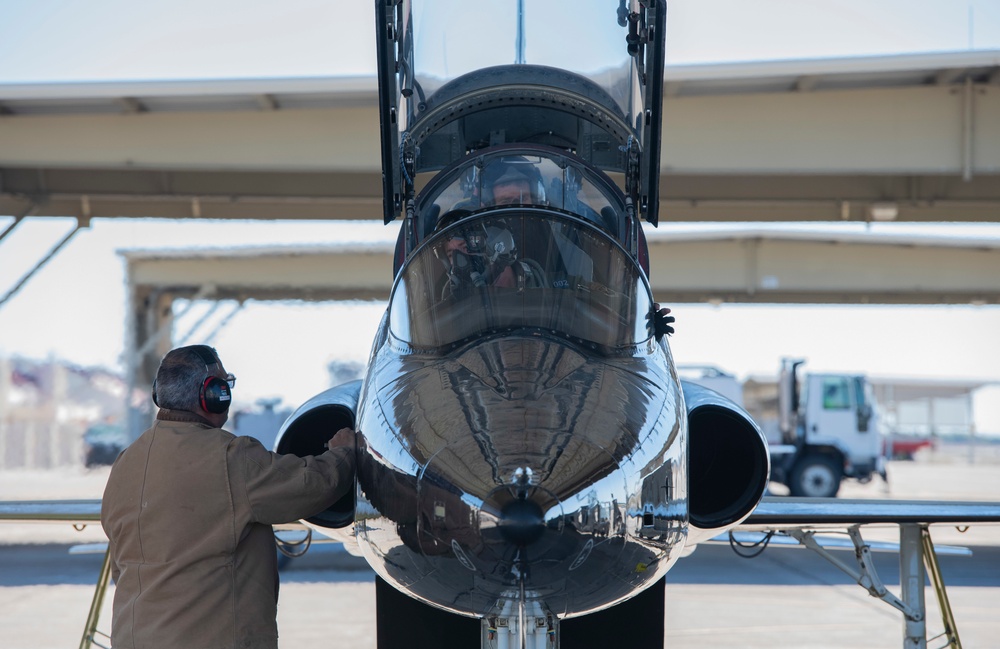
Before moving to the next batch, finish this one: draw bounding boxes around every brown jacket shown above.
[101,409,354,649]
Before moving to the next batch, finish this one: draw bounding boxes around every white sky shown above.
[0,0,999,82]
[2,1,1000,432]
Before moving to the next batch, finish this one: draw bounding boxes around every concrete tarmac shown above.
[2,453,999,648]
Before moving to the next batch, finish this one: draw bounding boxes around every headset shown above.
[151,345,233,415]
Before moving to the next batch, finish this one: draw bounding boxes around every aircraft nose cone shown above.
[498,498,546,546]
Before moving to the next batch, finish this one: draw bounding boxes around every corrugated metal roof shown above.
[664,49,1000,96]
[0,76,374,115]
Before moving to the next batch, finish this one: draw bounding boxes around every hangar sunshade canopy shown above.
[120,227,1000,395]
[2,50,999,224]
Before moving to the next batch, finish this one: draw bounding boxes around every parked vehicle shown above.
[680,359,886,498]
[884,434,935,460]
[83,419,129,467]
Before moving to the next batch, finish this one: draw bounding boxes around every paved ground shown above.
[2,451,999,648]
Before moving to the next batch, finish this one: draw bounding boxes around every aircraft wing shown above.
[0,499,311,533]
[741,496,1000,530]
[0,499,102,525]
[5,496,1000,528]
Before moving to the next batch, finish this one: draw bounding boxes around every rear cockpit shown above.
[377,0,666,273]
[414,146,626,244]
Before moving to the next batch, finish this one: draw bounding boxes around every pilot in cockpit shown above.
[425,155,675,339]
[436,159,549,296]
[442,220,545,295]
[480,159,596,288]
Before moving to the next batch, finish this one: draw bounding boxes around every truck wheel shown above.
[788,454,842,498]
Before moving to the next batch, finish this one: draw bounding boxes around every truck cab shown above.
[683,360,887,498]
[778,359,886,497]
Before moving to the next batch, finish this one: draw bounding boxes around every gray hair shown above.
[153,345,220,412]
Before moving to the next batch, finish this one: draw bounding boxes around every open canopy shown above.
[376,0,666,225]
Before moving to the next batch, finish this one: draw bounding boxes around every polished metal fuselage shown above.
[354,325,687,619]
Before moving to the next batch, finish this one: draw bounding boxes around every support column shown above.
[79,545,114,649]
[900,524,927,649]
[961,76,974,182]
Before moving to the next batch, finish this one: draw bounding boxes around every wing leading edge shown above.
[5,497,1000,529]
[743,496,1000,529]
[0,499,102,525]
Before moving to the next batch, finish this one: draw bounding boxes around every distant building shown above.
[0,355,129,469]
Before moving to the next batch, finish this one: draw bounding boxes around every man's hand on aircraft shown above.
[649,303,675,340]
[327,427,357,450]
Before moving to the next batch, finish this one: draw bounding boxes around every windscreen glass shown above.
[389,211,652,350]
[408,1,638,120]
[416,151,624,241]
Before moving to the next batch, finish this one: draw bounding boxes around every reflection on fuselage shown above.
[355,211,688,620]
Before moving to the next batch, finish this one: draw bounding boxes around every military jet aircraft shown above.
[266,2,1000,647]
[3,2,999,648]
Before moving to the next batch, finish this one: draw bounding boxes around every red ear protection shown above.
[200,375,232,414]
[189,345,232,414]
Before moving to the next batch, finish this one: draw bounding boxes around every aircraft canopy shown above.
[389,211,654,350]
[376,0,666,225]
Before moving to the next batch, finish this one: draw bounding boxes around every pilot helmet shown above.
[481,157,546,206]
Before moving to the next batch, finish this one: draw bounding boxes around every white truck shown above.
[680,360,886,498]
[772,358,885,497]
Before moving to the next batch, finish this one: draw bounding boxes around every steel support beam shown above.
[116,230,1000,306]
[1,81,998,223]
[0,218,85,310]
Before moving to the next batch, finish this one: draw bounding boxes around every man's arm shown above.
[233,429,356,526]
